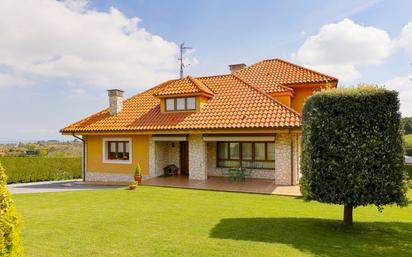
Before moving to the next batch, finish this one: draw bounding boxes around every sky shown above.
[0,0,412,142]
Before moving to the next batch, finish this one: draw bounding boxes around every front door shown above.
[180,141,189,176]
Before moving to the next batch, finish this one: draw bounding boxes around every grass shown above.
[0,157,81,183]
[13,186,412,257]
[404,134,412,146]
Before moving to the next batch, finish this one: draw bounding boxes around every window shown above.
[165,97,196,111]
[217,142,275,169]
[176,98,185,110]
[166,98,174,111]
[186,97,196,110]
[103,138,132,163]
[107,141,130,160]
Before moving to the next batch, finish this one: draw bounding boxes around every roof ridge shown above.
[194,74,232,80]
[187,76,215,95]
[231,74,301,118]
[273,58,338,82]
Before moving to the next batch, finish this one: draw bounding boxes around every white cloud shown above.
[383,75,412,117]
[61,0,89,12]
[293,19,393,84]
[398,20,412,60]
[303,64,361,85]
[0,0,181,90]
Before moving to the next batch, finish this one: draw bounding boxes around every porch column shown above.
[275,134,292,185]
[188,134,207,180]
[149,136,156,177]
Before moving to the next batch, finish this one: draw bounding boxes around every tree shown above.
[301,85,408,225]
[0,163,22,256]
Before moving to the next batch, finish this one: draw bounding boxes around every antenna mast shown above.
[179,42,192,79]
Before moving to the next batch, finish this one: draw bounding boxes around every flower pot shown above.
[128,184,137,190]
[134,175,142,184]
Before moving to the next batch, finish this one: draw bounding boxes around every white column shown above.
[149,137,156,177]
[188,134,207,180]
[275,134,292,185]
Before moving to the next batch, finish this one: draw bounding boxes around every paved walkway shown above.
[7,180,124,194]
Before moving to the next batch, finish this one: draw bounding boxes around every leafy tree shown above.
[301,85,408,225]
[0,163,22,256]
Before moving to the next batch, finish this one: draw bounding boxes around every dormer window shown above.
[165,97,196,111]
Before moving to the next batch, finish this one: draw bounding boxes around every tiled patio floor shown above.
[142,176,302,196]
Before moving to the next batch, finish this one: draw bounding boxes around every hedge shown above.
[0,163,22,256]
[301,85,408,224]
[0,157,81,184]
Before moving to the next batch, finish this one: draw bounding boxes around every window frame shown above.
[216,141,275,169]
[102,138,132,164]
[164,97,196,112]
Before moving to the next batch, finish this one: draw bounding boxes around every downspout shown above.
[72,133,86,182]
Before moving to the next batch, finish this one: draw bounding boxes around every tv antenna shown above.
[178,42,192,79]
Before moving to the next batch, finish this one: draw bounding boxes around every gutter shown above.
[72,133,86,182]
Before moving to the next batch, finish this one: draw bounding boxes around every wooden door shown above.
[180,141,189,176]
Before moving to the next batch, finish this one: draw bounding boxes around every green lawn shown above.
[13,186,412,257]
[405,134,412,144]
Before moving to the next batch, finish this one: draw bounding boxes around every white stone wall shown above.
[275,134,292,185]
[188,134,207,180]
[149,139,181,177]
[86,171,133,182]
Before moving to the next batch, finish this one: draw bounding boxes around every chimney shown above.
[229,63,246,73]
[107,89,124,115]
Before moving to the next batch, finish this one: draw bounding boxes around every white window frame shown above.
[165,98,174,111]
[102,138,132,164]
[186,97,196,110]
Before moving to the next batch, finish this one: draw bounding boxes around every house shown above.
[60,59,338,185]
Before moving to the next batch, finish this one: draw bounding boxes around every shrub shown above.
[301,85,408,225]
[0,157,81,184]
[0,163,22,256]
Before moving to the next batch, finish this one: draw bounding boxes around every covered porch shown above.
[148,133,301,186]
[142,175,301,196]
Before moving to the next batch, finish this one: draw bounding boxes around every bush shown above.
[301,85,408,225]
[0,157,81,184]
[0,163,22,256]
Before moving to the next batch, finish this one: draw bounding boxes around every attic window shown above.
[165,97,196,111]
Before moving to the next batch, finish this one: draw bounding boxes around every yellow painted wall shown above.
[86,135,150,175]
[291,87,318,113]
[272,95,291,107]
[291,82,337,113]
[197,95,209,109]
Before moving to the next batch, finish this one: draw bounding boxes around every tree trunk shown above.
[343,203,353,226]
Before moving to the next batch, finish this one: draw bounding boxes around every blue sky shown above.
[0,0,411,142]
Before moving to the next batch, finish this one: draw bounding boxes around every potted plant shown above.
[134,164,142,184]
[128,181,137,190]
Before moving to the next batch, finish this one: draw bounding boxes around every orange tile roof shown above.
[61,58,337,133]
[234,59,338,93]
[154,76,214,97]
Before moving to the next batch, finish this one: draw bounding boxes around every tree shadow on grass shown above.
[209,218,412,257]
